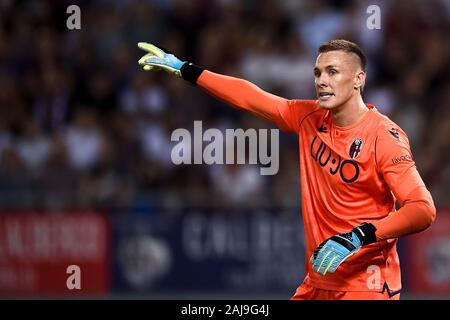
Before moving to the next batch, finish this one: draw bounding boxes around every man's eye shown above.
[329,69,337,75]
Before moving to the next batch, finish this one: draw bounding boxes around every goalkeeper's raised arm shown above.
[137,42,315,133]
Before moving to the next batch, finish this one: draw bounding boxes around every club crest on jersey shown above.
[349,138,363,159]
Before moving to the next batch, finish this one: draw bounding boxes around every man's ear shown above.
[354,71,366,93]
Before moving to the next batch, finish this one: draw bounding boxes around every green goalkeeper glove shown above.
[137,42,204,84]
[310,223,377,275]
[138,42,186,77]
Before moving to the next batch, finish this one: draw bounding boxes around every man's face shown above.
[314,50,365,110]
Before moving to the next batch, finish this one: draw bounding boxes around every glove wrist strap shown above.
[353,223,377,245]
[181,62,204,85]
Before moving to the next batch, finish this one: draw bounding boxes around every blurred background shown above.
[0,0,449,299]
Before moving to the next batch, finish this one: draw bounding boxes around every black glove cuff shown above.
[180,62,204,85]
[353,223,377,245]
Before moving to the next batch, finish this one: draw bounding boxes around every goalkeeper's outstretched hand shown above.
[310,223,377,275]
[138,42,186,77]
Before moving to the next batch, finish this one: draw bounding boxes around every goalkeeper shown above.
[137,40,436,300]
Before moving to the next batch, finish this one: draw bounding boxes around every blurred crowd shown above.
[0,0,449,212]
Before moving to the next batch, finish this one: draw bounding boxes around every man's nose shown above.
[316,75,328,88]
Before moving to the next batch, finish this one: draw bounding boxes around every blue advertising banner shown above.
[111,210,306,295]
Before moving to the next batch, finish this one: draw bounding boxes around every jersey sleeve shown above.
[197,70,318,133]
[375,124,425,203]
[373,123,436,240]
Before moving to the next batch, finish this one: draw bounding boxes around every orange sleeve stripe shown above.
[373,186,436,240]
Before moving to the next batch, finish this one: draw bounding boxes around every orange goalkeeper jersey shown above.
[282,100,407,292]
[198,71,431,292]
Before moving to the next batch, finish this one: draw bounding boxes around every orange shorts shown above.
[291,283,400,300]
